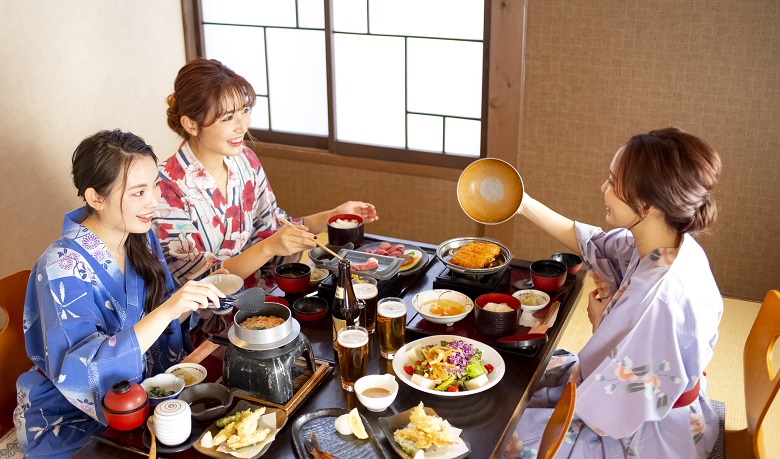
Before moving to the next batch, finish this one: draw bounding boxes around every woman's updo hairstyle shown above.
[166,58,256,140]
[72,130,167,313]
[612,127,721,236]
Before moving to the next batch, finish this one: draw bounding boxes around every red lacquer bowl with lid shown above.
[101,380,149,430]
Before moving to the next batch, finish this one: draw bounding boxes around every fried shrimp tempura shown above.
[450,242,501,268]
[394,403,454,450]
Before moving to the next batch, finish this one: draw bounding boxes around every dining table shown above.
[73,234,586,459]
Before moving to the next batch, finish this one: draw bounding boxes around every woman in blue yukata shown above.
[13,130,224,458]
[507,128,723,459]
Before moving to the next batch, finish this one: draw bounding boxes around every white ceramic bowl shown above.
[512,289,551,312]
[355,374,399,412]
[412,289,474,327]
[140,374,185,406]
[164,363,207,387]
[201,273,243,295]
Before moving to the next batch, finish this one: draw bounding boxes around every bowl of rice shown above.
[474,293,521,336]
[327,213,364,247]
[512,289,550,312]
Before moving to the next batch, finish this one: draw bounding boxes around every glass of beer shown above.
[377,297,406,359]
[336,325,369,391]
[353,278,378,333]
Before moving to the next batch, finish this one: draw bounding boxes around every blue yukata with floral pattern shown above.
[13,208,195,458]
[507,222,722,459]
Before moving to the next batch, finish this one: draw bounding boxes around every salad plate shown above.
[392,335,505,397]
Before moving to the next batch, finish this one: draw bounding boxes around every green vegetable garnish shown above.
[148,386,174,398]
[434,375,457,391]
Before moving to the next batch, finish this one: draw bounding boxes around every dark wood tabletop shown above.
[74,234,585,459]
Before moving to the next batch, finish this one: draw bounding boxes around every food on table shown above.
[333,408,368,439]
[239,315,285,330]
[422,298,465,317]
[404,340,491,392]
[200,431,214,448]
[351,257,379,271]
[363,243,422,271]
[350,274,367,283]
[362,241,405,258]
[171,368,196,386]
[213,407,270,450]
[147,386,174,398]
[483,302,513,312]
[394,402,456,455]
[450,242,501,269]
[516,292,547,307]
[329,218,360,229]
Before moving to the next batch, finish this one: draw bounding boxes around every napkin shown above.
[215,412,277,458]
[518,304,559,329]
[418,421,469,459]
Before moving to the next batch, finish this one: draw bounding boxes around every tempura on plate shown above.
[394,402,456,455]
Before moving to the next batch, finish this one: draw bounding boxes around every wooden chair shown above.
[0,270,31,436]
[724,290,780,458]
[537,381,577,458]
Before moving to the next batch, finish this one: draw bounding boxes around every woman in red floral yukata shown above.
[154,58,378,338]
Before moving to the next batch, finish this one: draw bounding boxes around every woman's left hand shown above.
[335,201,379,224]
[587,288,609,333]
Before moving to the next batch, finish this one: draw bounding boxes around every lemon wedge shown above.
[334,413,352,435]
[349,408,368,439]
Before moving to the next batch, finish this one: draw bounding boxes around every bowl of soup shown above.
[412,289,474,327]
[274,262,311,293]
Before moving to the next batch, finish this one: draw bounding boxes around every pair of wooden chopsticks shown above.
[539,300,561,326]
[275,215,345,261]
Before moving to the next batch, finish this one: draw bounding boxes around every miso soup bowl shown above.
[530,260,567,291]
[327,214,364,247]
[274,262,311,293]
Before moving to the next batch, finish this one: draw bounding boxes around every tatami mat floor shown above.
[557,277,780,458]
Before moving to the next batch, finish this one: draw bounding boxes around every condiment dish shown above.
[164,363,207,387]
[512,289,551,312]
[177,382,233,422]
[141,373,186,407]
[355,374,398,412]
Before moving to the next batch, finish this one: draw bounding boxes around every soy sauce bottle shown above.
[332,259,360,349]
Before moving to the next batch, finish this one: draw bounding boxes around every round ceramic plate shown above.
[358,242,429,276]
[392,335,505,397]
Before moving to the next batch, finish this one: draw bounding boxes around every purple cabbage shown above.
[446,340,476,373]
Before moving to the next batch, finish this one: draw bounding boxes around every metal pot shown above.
[233,302,293,344]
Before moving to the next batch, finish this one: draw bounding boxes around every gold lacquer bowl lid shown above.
[457,158,523,224]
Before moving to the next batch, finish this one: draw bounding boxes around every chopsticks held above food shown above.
[276,215,345,262]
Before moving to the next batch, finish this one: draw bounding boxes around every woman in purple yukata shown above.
[507,128,723,459]
[14,130,224,458]
[154,59,378,293]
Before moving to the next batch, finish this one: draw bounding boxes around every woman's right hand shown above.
[587,288,609,333]
[264,224,318,256]
[159,280,224,322]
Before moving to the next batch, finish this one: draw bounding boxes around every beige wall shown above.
[0,1,186,278]
[516,0,780,301]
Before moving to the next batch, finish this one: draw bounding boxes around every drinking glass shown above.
[336,325,369,391]
[377,297,406,359]
[352,278,378,333]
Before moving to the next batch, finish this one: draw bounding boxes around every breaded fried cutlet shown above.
[450,242,501,268]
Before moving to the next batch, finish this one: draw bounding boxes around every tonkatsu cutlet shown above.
[450,242,501,268]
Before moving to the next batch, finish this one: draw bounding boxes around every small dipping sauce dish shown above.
[355,374,398,412]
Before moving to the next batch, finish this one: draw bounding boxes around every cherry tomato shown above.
[447,386,460,392]
[485,364,494,374]
[403,365,414,375]
[415,361,421,366]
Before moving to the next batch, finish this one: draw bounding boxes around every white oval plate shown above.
[392,335,505,397]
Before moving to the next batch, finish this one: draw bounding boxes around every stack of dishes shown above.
[154,399,192,446]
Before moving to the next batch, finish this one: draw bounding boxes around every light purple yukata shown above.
[508,222,722,459]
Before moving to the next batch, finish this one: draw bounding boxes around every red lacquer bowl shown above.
[530,260,567,291]
[274,263,311,293]
[101,380,149,431]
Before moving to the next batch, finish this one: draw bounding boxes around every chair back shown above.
[743,290,780,459]
[0,269,31,436]
[538,380,577,459]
